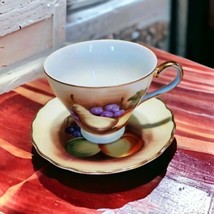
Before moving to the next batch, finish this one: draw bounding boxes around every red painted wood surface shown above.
[0,48,213,213]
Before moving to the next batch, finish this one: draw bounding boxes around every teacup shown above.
[44,40,183,144]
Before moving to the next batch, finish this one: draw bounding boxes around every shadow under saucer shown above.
[32,137,177,209]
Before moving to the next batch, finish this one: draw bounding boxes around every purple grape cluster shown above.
[90,103,125,118]
[65,122,82,137]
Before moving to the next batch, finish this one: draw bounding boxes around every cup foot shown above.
[80,127,125,144]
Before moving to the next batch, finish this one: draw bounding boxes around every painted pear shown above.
[72,104,118,132]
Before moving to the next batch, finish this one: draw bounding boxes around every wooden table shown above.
[0,48,213,213]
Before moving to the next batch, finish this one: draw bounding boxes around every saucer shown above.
[31,98,175,175]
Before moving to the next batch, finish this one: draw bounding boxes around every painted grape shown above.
[65,122,82,137]
[90,103,125,118]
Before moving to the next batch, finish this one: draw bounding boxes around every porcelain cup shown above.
[44,40,183,144]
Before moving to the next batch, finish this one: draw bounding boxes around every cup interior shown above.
[44,40,157,87]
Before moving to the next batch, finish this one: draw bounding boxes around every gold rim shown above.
[44,40,158,89]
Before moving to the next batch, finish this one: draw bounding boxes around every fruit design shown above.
[64,90,146,157]
[99,133,143,158]
[65,137,100,158]
[64,121,143,158]
[72,104,118,132]
[65,121,82,137]
[70,89,146,134]
[90,103,125,118]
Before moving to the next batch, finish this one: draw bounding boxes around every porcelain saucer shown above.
[31,98,175,175]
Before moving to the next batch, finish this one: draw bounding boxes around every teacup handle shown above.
[142,61,183,101]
